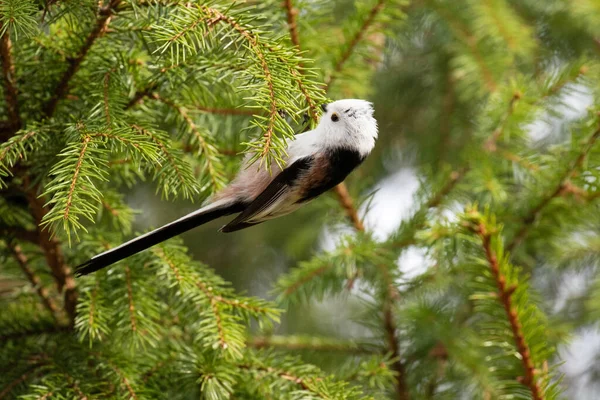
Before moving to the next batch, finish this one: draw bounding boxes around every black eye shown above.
[331,113,339,122]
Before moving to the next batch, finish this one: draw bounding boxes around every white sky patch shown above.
[528,83,594,142]
[397,246,432,281]
[361,168,420,241]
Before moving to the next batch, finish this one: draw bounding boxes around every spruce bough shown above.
[1,0,599,399]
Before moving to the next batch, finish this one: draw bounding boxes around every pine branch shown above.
[283,0,300,47]
[484,91,521,152]
[151,93,226,191]
[468,216,543,400]
[383,298,410,400]
[507,125,600,252]
[25,186,78,324]
[0,363,47,400]
[0,21,20,138]
[124,266,137,333]
[8,243,62,325]
[201,6,278,159]
[42,0,122,118]
[333,183,364,231]
[427,1,497,93]
[324,0,386,90]
[237,363,312,392]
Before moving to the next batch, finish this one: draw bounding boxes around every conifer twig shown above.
[42,0,122,118]
[484,92,521,152]
[151,93,223,190]
[507,125,600,252]
[8,243,61,324]
[0,364,47,400]
[237,364,313,391]
[324,0,386,90]
[124,266,137,332]
[283,0,300,47]
[201,6,278,158]
[0,22,20,137]
[25,186,78,323]
[470,220,543,400]
[333,183,364,231]
[383,298,410,400]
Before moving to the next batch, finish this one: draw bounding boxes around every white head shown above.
[317,99,378,156]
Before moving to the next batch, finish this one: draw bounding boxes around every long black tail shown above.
[75,200,245,276]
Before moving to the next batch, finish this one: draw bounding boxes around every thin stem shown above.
[8,243,62,324]
[507,126,600,252]
[333,183,364,231]
[25,184,78,323]
[0,22,20,137]
[383,299,410,400]
[42,0,122,118]
[201,6,277,158]
[283,0,300,47]
[324,0,386,90]
[151,93,223,190]
[472,221,543,400]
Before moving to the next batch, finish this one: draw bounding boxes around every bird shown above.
[75,99,378,276]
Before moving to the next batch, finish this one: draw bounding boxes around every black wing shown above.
[220,156,314,233]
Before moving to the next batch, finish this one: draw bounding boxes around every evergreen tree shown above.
[1,0,599,399]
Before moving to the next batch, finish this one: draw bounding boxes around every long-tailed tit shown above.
[75,99,378,275]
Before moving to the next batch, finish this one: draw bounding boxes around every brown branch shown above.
[283,0,300,47]
[484,92,521,152]
[0,22,20,138]
[105,361,138,399]
[0,364,47,400]
[25,185,77,323]
[383,299,410,400]
[0,130,37,163]
[472,222,543,400]
[130,124,187,187]
[333,183,364,231]
[507,125,600,252]
[196,280,272,315]
[0,227,39,244]
[237,364,313,392]
[283,265,328,296]
[42,0,122,118]
[103,72,112,125]
[324,0,386,90]
[125,82,159,110]
[124,266,137,332]
[8,243,62,324]
[64,135,91,221]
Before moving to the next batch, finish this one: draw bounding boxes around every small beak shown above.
[321,103,329,112]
